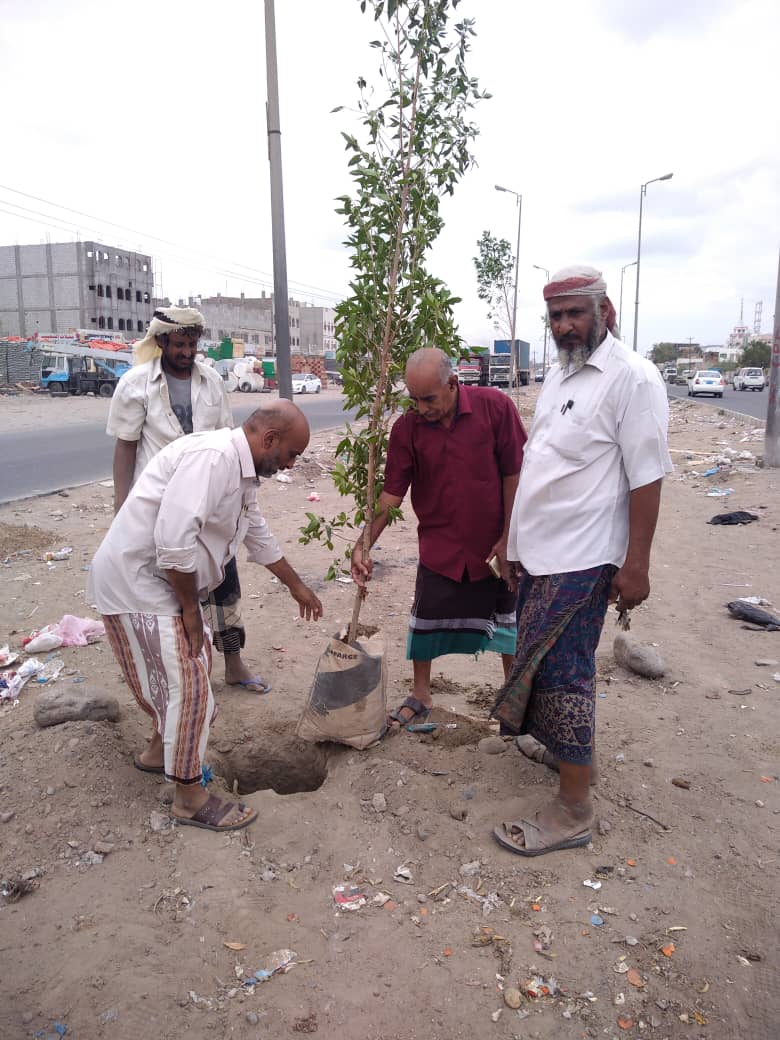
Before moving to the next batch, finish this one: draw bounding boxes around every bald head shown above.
[405,347,458,425]
[242,401,310,477]
[405,347,453,386]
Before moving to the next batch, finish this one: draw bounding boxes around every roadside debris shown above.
[726,601,780,630]
[708,511,758,525]
[332,884,366,911]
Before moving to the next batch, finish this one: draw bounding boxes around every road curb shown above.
[667,392,765,427]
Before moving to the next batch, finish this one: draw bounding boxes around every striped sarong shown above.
[492,564,616,765]
[103,612,215,785]
[407,564,518,662]
[204,556,244,655]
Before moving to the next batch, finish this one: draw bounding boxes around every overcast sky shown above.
[2,0,778,358]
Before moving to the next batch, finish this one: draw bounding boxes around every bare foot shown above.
[224,655,271,693]
[137,731,164,769]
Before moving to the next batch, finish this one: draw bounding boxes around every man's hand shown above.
[487,538,515,591]
[182,606,204,659]
[609,563,650,611]
[351,540,373,588]
[290,582,324,621]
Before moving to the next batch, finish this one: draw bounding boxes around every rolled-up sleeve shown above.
[243,497,283,566]
[106,372,147,441]
[154,450,228,572]
[617,374,674,490]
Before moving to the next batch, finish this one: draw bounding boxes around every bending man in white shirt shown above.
[108,306,272,695]
[89,402,323,833]
[492,265,673,857]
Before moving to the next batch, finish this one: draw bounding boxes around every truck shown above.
[40,344,131,397]
[479,352,512,387]
[493,339,531,386]
[456,352,483,385]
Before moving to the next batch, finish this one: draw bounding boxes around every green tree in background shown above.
[650,342,682,365]
[740,340,771,369]
[299,0,488,640]
[473,230,514,340]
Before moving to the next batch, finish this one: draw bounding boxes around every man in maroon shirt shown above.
[351,347,527,726]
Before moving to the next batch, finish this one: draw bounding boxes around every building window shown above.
[86,249,93,258]
[137,320,143,332]
[107,317,113,330]
[105,286,112,299]
[88,284,96,292]
[98,316,105,329]
[102,252,109,261]
[119,319,126,331]
[142,263,148,272]
[97,284,104,297]
[116,287,124,301]
[90,317,97,324]
[143,292,150,303]
[136,290,141,303]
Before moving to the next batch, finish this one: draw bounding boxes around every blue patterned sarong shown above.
[492,564,616,765]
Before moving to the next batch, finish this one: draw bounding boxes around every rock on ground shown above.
[33,687,121,728]
[613,632,667,679]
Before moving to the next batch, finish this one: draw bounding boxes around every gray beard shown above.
[555,320,604,374]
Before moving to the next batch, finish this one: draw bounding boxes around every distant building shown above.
[0,241,154,339]
[726,323,751,351]
[300,304,338,356]
[171,293,337,357]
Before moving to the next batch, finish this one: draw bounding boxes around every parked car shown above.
[733,367,765,392]
[687,370,725,398]
[292,372,322,394]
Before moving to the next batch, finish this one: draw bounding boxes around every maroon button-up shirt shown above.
[382,385,527,582]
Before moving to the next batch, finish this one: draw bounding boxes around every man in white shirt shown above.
[492,265,672,857]
[89,403,323,832]
[108,306,269,695]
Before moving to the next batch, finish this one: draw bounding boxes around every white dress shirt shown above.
[106,356,233,483]
[88,428,282,615]
[508,332,673,576]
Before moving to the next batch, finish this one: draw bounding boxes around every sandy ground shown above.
[1,391,779,1040]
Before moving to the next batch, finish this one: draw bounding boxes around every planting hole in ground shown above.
[212,729,332,796]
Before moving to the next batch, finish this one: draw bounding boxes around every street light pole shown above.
[632,172,673,353]
[265,0,292,399]
[532,263,549,376]
[619,260,637,333]
[495,184,522,404]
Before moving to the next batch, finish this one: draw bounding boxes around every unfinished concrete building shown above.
[0,241,155,338]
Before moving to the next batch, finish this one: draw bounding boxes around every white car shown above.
[733,367,765,392]
[687,370,725,398]
[292,372,321,394]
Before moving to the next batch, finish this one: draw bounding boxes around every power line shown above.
[0,183,345,304]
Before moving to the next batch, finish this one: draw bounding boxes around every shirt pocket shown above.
[198,401,224,430]
[547,413,586,463]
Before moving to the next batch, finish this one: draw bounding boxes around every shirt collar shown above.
[560,330,616,380]
[231,427,258,481]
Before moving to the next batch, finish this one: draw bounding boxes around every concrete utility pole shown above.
[495,185,522,406]
[765,251,780,467]
[265,0,292,400]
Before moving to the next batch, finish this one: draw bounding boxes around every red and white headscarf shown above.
[543,265,618,336]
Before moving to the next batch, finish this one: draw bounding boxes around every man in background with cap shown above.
[106,306,271,695]
[492,266,672,857]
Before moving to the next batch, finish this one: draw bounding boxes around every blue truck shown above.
[40,344,131,397]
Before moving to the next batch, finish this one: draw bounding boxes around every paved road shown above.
[667,381,768,421]
[0,394,357,504]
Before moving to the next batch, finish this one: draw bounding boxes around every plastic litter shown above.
[583,879,602,891]
[243,948,298,986]
[1,658,46,701]
[43,547,73,562]
[0,645,19,669]
[307,492,321,502]
[332,884,366,911]
[24,615,105,653]
[524,975,561,998]
[708,511,759,526]
[704,487,733,497]
[591,914,604,927]
[275,473,293,483]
